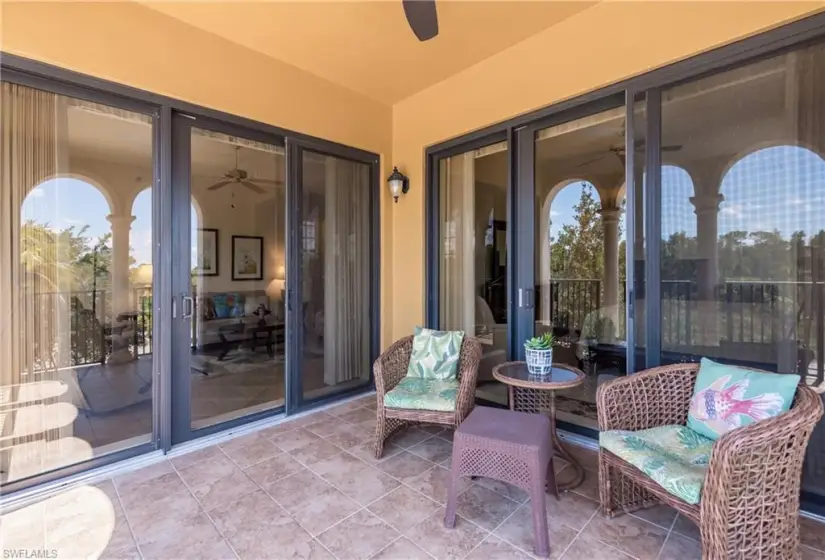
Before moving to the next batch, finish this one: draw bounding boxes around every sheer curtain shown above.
[0,82,71,480]
[439,153,476,333]
[323,157,370,385]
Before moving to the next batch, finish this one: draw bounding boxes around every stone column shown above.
[689,193,723,348]
[106,214,136,315]
[601,205,622,340]
[689,193,723,302]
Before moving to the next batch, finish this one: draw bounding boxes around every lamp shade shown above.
[266,278,282,299]
[387,166,408,202]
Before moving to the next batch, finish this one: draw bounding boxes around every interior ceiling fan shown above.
[207,146,282,194]
[575,123,683,169]
[403,0,439,41]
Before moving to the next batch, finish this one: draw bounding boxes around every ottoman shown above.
[444,406,555,557]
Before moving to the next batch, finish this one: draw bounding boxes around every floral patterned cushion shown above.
[600,425,713,505]
[406,327,465,381]
[384,377,459,412]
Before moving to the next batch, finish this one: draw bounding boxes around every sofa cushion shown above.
[212,293,246,319]
[406,327,464,381]
[600,425,713,505]
[688,358,800,440]
[384,377,459,412]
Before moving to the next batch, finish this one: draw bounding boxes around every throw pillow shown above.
[406,326,464,381]
[687,357,800,440]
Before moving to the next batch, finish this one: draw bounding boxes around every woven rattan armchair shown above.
[597,363,823,559]
[373,335,482,458]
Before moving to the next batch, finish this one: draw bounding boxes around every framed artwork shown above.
[231,235,264,281]
[197,228,219,276]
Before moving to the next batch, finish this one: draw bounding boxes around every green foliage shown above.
[550,184,607,281]
[525,332,554,350]
[21,219,114,293]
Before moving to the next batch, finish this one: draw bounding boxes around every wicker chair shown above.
[597,363,823,560]
[373,335,482,458]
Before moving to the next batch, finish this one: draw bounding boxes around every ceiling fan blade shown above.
[249,178,282,185]
[403,0,438,41]
[575,154,607,168]
[632,140,683,152]
[241,181,265,194]
[207,180,233,191]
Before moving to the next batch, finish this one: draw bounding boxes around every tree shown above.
[549,184,604,281]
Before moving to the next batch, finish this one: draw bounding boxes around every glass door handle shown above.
[518,288,534,309]
[182,294,194,320]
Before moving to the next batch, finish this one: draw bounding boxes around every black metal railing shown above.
[37,288,154,366]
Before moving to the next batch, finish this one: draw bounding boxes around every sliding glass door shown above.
[290,144,377,407]
[527,102,629,431]
[0,80,158,489]
[649,42,825,507]
[170,122,378,442]
[171,114,287,441]
[431,138,511,405]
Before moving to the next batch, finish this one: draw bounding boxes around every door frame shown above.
[285,138,381,413]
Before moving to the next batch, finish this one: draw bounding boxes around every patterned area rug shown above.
[190,349,284,376]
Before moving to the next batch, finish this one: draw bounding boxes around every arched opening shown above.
[538,179,604,337]
[717,146,825,375]
[21,176,114,319]
[660,165,697,279]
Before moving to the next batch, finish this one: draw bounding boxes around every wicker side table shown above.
[445,406,555,558]
[492,361,587,492]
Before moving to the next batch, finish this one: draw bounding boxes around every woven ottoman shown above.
[444,406,555,558]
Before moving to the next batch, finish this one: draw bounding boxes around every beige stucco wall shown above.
[389,1,825,341]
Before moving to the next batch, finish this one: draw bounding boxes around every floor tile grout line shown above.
[469,499,527,557]
[367,535,405,559]
[557,509,600,559]
[109,473,147,559]
[576,507,646,560]
[168,448,244,560]
[654,510,681,560]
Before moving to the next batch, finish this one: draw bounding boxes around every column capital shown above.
[600,205,623,224]
[106,214,137,226]
[689,193,725,216]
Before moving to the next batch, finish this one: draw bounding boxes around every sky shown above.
[547,146,825,243]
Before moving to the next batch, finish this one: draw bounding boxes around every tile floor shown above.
[2,394,824,560]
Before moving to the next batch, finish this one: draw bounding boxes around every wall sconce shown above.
[387,167,409,203]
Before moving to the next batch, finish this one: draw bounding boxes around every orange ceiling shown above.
[141,1,598,104]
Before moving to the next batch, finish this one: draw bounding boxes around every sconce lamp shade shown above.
[387,167,409,203]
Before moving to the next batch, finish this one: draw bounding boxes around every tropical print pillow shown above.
[406,327,464,381]
[687,358,800,441]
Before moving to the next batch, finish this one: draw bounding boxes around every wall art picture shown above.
[198,228,219,276]
[231,235,264,280]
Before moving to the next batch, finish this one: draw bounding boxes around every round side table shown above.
[492,361,586,492]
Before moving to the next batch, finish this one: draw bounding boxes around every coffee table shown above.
[492,361,586,492]
[216,322,284,361]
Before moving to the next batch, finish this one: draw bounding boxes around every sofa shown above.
[194,291,280,347]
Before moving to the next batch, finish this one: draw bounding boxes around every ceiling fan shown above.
[207,146,282,194]
[403,0,439,41]
[575,139,683,169]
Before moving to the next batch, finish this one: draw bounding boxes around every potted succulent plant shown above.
[524,332,555,375]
